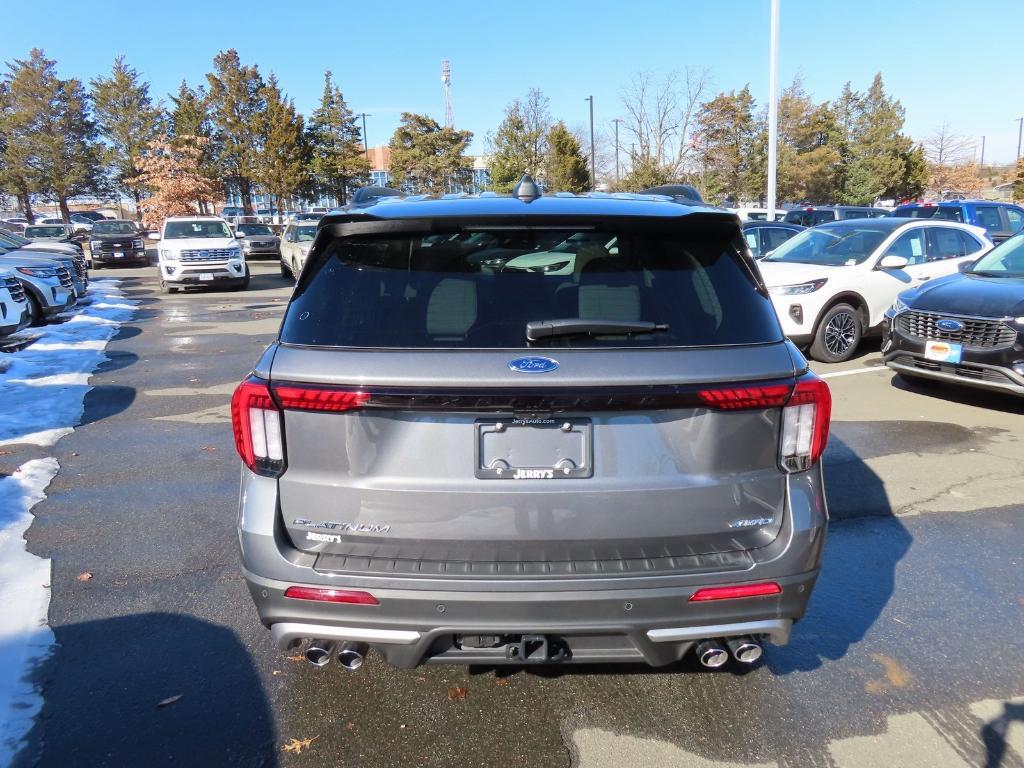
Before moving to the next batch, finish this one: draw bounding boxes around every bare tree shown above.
[922,123,974,166]
[619,68,711,177]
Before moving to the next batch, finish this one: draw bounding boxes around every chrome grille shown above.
[4,275,25,303]
[179,248,235,263]
[99,241,131,252]
[72,258,87,278]
[896,310,1017,349]
[56,267,73,289]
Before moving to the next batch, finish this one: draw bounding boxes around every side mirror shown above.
[878,255,908,270]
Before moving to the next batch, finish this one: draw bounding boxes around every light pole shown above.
[980,135,985,167]
[612,118,623,182]
[766,0,780,213]
[359,113,371,159]
[585,95,596,191]
[1017,117,1023,163]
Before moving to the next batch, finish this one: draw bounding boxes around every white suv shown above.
[156,216,249,293]
[758,218,990,362]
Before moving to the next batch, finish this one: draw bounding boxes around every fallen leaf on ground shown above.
[0,450,11,456]
[281,736,318,754]
[272,670,282,676]
[345,722,355,732]
[286,654,306,662]
[76,572,93,582]
[200,446,217,452]
[447,687,469,700]
[495,678,510,686]
[156,694,182,708]
[414,676,426,683]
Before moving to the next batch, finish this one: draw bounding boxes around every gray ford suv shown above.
[234,180,832,671]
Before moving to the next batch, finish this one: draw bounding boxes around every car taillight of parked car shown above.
[697,372,831,473]
[231,377,371,476]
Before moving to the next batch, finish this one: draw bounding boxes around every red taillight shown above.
[697,384,792,410]
[780,373,831,471]
[273,385,369,412]
[283,586,379,605]
[230,376,285,477]
[689,582,781,602]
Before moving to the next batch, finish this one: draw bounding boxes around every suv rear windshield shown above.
[280,226,782,349]
[25,226,66,238]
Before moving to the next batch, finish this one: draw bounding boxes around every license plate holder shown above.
[113,251,124,258]
[475,418,592,480]
[198,273,214,281]
[924,340,962,363]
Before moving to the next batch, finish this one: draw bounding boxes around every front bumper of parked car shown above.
[883,309,1024,396]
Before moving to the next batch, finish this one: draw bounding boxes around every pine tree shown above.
[91,56,165,220]
[693,85,758,203]
[169,81,210,141]
[306,71,369,205]
[255,75,308,218]
[1,50,104,221]
[205,50,265,213]
[487,89,550,192]
[0,79,36,221]
[388,113,472,193]
[543,122,589,192]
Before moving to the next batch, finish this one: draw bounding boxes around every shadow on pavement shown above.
[981,701,1024,768]
[21,613,276,768]
[766,434,911,675]
[890,371,1024,415]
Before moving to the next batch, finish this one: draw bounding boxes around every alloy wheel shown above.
[824,311,857,356]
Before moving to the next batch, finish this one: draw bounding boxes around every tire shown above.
[26,294,44,327]
[280,260,291,279]
[291,258,299,284]
[159,279,178,294]
[231,268,251,291]
[809,303,862,363]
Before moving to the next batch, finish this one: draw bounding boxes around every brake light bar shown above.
[273,385,369,412]
[697,384,791,410]
[689,582,781,602]
[283,586,379,605]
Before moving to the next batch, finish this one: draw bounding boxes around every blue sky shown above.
[4,0,1021,163]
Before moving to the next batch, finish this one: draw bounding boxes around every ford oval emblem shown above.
[508,356,559,374]
[936,318,964,332]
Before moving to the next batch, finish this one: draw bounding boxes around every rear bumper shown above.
[238,467,828,667]
[245,568,814,667]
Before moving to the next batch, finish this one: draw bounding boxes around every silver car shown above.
[0,250,76,324]
[235,222,281,260]
[234,184,832,671]
[279,221,318,280]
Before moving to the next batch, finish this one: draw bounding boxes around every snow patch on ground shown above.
[0,458,59,766]
[0,278,137,765]
[0,280,136,447]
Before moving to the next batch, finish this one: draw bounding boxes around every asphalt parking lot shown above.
[10,260,1024,767]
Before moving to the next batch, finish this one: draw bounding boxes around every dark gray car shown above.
[233,184,832,671]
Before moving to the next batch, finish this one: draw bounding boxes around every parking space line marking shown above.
[819,366,887,380]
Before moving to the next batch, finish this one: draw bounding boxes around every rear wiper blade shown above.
[967,270,1004,277]
[526,318,669,341]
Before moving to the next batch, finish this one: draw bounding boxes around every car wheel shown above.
[809,303,861,363]
[291,258,299,284]
[280,260,291,279]
[232,268,251,291]
[25,294,44,327]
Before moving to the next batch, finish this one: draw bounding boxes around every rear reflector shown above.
[283,587,379,605]
[689,582,782,602]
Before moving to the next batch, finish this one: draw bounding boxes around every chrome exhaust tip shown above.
[304,640,336,667]
[337,641,369,671]
[695,640,729,668]
[726,636,763,664]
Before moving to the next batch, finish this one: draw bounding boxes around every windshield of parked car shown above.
[237,224,273,236]
[92,221,137,235]
[763,223,890,266]
[164,220,233,239]
[25,225,66,238]
[281,226,782,349]
[295,225,318,242]
[966,234,1024,277]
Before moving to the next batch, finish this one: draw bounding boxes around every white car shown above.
[758,218,990,362]
[733,207,786,222]
[0,267,30,337]
[279,220,320,280]
[154,216,249,293]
